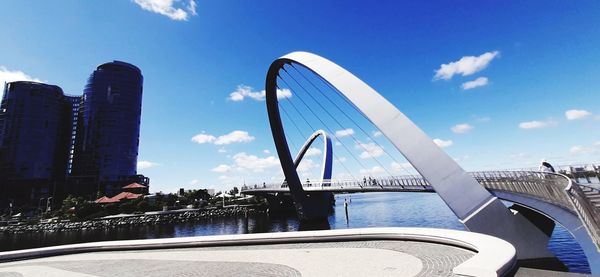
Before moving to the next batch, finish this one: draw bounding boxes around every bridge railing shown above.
[470,171,575,213]
[240,175,433,192]
[568,184,600,250]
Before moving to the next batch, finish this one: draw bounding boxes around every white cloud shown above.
[214,130,255,145]
[461,77,489,90]
[451,123,474,134]
[0,66,44,100]
[262,149,270,154]
[565,109,592,120]
[360,166,385,176]
[191,133,216,144]
[335,141,342,146]
[372,131,383,137]
[570,145,596,155]
[390,162,414,173]
[434,51,499,80]
[133,0,197,21]
[297,159,319,173]
[191,130,255,145]
[336,128,355,137]
[433,138,453,148]
[518,120,556,130]
[356,142,384,159]
[227,85,291,102]
[189,179,201,186]
[305,147,322,157]
[211,164,232,173]
[137,160,159,170]
[232,152,280,172]
[510,153,529,159]
[595,141,600,146]
[218,147,227,153]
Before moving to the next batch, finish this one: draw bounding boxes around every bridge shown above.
[258,50,600,272]
[243,170,600,272]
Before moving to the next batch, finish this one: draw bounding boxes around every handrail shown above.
[566,181,600,250]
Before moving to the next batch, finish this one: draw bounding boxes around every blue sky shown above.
[1,1,599,193]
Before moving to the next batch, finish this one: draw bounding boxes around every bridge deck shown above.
[242,171,600,253]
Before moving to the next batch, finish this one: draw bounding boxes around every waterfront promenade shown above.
[0,228,515,276]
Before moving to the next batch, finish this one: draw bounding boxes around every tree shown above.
[229,186,239,195]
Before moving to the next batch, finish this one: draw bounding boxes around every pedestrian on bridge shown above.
[539,160,556,173]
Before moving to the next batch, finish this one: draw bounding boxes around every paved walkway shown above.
[0,240,473,277]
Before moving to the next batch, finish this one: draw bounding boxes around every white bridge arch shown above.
[265,51,558,261]
[289,129,333,186]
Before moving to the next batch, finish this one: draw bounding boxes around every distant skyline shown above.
[1,1,599,193]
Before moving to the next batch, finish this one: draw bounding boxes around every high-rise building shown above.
[0,81,74,206]
[72,61,144,196]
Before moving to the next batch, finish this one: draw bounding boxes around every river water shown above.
[0,192,590,273]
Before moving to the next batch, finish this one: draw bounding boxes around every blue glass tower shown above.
[0,81,73,206]
[72,61,143,196]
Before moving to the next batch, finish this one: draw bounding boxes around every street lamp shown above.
[46,197,53,212]
[38,197,46,216]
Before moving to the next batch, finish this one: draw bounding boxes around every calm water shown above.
[0,192,590,273]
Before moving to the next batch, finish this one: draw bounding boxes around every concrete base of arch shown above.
[263,192,334,220]
[493,191,600,274]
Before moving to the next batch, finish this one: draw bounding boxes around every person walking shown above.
[539,159,556,173]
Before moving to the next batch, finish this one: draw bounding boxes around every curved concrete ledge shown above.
[0,227,516,277]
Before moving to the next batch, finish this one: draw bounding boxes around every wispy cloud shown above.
[565,109,592,120]
[137,160,160,170]
[570,145,596,155]
[0,66,44,99]
[191,130,255,145]
[359,166,385,176]
[211,164,232,173]
[355,141,384,159]
[451,123,474,134]
[518,120,557,130]
[335,128,355,137]
[461,77,489,90]
[433,138,453,148]
[390,162,414,173]
[232,152,280,172]
[434,51,499,80]
[297,159,319,173]
[133,0,197,21]
[372,131,383,137]
[228,85,291,102]
[305,147,322,157]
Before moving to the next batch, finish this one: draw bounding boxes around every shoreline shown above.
[1,205,267,234]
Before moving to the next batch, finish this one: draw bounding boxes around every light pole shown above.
[46,197,53,213]
[38,197,45,216]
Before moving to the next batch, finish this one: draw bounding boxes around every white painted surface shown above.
[0,227,516,277]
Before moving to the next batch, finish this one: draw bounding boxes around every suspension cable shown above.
[278,75,371,178]
[281,67,397,179]
[278,83,357,181]
[289,64,418,178]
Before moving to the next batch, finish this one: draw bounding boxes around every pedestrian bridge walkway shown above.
[242,170,600,270]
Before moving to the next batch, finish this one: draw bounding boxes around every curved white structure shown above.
[290,129,333,186]
[265,51,555,260]
[0,228,517,276]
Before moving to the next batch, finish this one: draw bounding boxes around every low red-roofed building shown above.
[111,192,143,201]
[122,183,149,194]
[95,196,119,204]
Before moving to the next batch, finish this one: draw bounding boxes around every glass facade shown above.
[72,61,143,195]
[0,81,74,205]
